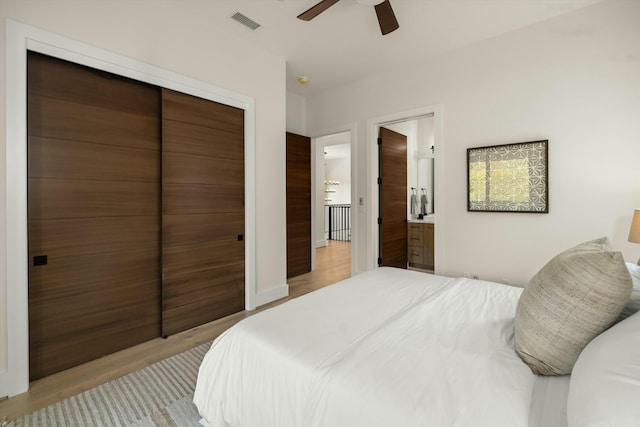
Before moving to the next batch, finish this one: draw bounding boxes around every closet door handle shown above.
[33,255,48,266]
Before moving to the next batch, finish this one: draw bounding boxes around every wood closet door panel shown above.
[28,136,159,182]
[27,52,161,380]
[163,213,244,246]
[286,132,311,278]
[161,88,245,337]
[162,261,244,334]
[163,152,243,186]
[28,95,160,151]
[163,120,243,160]
[161,89,244,133]
[28,179,159,219]
[162,184,245,215]
[28,217,159,258]
[162,263,245,312]
[27,50,159,115]
[163,240,245,277]
[28,250,159,302]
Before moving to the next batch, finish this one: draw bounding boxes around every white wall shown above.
[0,1,287,394]
[287,91,307,135]
[306,0,640,284]
[324,151,351,206]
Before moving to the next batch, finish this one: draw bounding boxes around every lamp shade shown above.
[629,209,640,244]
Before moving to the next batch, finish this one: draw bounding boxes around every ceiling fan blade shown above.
[297,0,340,21]
[374,0,399,35]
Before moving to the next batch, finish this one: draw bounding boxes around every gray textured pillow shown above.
[514,237,632,375]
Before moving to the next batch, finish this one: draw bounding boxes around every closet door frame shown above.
[4,19,257,397]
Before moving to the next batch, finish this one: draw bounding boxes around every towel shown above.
[410,194,418,215]
[420,194,428,215]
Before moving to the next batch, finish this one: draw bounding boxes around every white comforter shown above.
[193,267,536,427]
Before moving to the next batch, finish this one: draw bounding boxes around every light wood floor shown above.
[0,240,351,421]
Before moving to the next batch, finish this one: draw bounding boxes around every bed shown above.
[193,239,640,427]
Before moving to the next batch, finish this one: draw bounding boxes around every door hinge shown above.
[377,257,382,266]
[378,217,382,225]
[377,137,382,145]
[377,177,382,185]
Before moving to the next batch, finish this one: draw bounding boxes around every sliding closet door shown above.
[27,52,162,380]
[161,89,245,336]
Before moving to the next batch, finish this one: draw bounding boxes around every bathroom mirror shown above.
[414,116,434,217]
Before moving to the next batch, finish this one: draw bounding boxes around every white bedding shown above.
[193,267,537,427]
[530,375,570,427]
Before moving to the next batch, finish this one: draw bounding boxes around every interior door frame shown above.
[3,19,257,396]
[310,123,358,276]
[366,105,444,273]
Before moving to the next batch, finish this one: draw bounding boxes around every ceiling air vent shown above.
[231,12,261,31]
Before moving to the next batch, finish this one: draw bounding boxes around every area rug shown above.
[4,341,212,427]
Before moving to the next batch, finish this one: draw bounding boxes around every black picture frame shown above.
[467,140,548,213]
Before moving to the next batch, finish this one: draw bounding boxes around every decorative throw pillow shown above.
[618,262,640,321]
[514,237,632,375]
[567,311,640,426]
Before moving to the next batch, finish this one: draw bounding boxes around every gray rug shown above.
[5,341,212,427]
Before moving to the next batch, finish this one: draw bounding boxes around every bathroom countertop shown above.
[408,216,435,224]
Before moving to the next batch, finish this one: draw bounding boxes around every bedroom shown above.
[1,0,640,423]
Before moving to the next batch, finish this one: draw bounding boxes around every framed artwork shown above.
[467,140,548,213]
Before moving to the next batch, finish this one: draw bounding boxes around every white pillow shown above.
[627,262,640,283]
[619,262,640,320]
[568,311,640,426]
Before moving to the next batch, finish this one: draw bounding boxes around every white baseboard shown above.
[255,283,289,307]
[0,369,8,399]
[315,239,327,248]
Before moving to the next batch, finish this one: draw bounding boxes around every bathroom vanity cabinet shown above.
[407,221,434,271]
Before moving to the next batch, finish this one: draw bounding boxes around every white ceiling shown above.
[199,0,602,96]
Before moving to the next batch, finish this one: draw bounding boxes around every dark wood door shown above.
[27,52,162,380]
[378,127,408,268]
[286,132,312,278]
[161,89,245,336]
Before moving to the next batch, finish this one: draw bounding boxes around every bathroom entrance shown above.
[376,114,436,270]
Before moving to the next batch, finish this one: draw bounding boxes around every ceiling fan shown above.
[297,0,399,36]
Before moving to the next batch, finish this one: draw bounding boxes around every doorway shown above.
[367,105,443,273]
[312,131,352,272]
